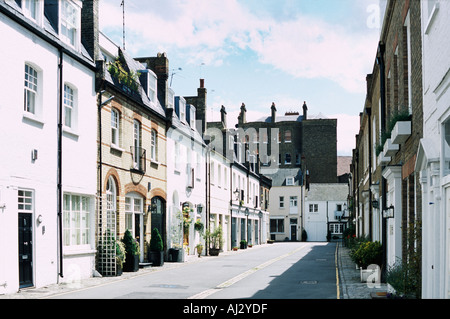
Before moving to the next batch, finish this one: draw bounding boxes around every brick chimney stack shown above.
[271,102,277,123]
[81,0,100,61]
[302,101,308,120]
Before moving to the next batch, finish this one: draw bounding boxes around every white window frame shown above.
[270,218,284,234]
[150,129,157,161]
[279,196,284,208]
[23,0,41,23]
[133,120,141,169]
[167,88,174,110]
[18,189,34,213]
[63,83,77,130]
[148,71,157,102]
[111,109,120,147]
[125,193,143,238]
[180,99,186,123]
[286,177,294,186]
[63,193,92,248]
[309,204,318,213]
[60,0,81,49]
[24,63,38,115]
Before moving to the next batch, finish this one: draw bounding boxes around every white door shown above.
[305,221,327,242]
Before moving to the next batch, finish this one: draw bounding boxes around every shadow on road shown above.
[249,242,339,299]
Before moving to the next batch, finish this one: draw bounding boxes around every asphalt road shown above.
[49,242,339,300]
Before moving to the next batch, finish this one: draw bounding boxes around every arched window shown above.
[106,176,117,230]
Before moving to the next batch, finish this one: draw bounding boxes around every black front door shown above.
[18,213,33,288]
[291,225,297,241]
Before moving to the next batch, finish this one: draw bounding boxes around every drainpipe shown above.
[377,41,387,280]
[57,48,64,279]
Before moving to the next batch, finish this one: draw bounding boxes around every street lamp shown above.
[383,205,394,219]
[245,207,249,244]
[258,211,263,245]
[197,203,204,215]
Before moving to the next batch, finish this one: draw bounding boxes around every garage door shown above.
[305,221,327,242]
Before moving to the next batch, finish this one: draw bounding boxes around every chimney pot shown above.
[200,79,205,88]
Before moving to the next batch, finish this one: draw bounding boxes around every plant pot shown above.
[123,254,139,272]
[209,248,220,256]
[116,263,123,276]
[168,248,184,262]
[149,251,164,267]
[240,242,247,249]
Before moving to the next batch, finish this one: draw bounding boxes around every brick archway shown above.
[104,168,121,196]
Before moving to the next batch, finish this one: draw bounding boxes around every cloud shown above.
[99,0,378,94]
[330,113,359,155]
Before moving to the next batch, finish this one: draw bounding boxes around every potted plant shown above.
[240,240,247,249]
[149,228,164,267]
[116,240,126,276]
[169,211,185,262]
[232,246,239,251]
[196,243,203,257]
[204,226,223,256]
[122,229,140,272]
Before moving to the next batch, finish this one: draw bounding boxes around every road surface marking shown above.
[188,244,310,299]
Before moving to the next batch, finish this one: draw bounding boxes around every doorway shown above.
[290,218,298,241]
[18,213,33,288]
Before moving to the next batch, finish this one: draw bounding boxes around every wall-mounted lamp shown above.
[234,188,240,201]
[197,203,204,215]
[37,214,43,224]
[383,205,394,219]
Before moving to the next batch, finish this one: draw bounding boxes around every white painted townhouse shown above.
[304,183,349,242]
[268,170,304,242]
[0,0,98,294]
[416,0,450,299]
[166,94,207,257]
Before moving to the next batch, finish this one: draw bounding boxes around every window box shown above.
[377,153,391,165]
[383,138,399,157]
[391,121,411,145]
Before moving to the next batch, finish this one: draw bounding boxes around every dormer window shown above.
[190,106,196,128]
[60,0,80,48]
[180,99,186,123]
[23,0,39,21]
[139,69,157,102]
[167,88,174,109]
[148,71,157,103]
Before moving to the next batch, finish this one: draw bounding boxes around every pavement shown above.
[0,242,387,300]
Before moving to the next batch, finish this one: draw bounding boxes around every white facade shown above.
[269,186,303,241]
[166,96,206,256]
[230,163,265,248]
[209,151,232,251]
[0,1,97,294]
[417,0,450,299]
[304,184,348,242]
